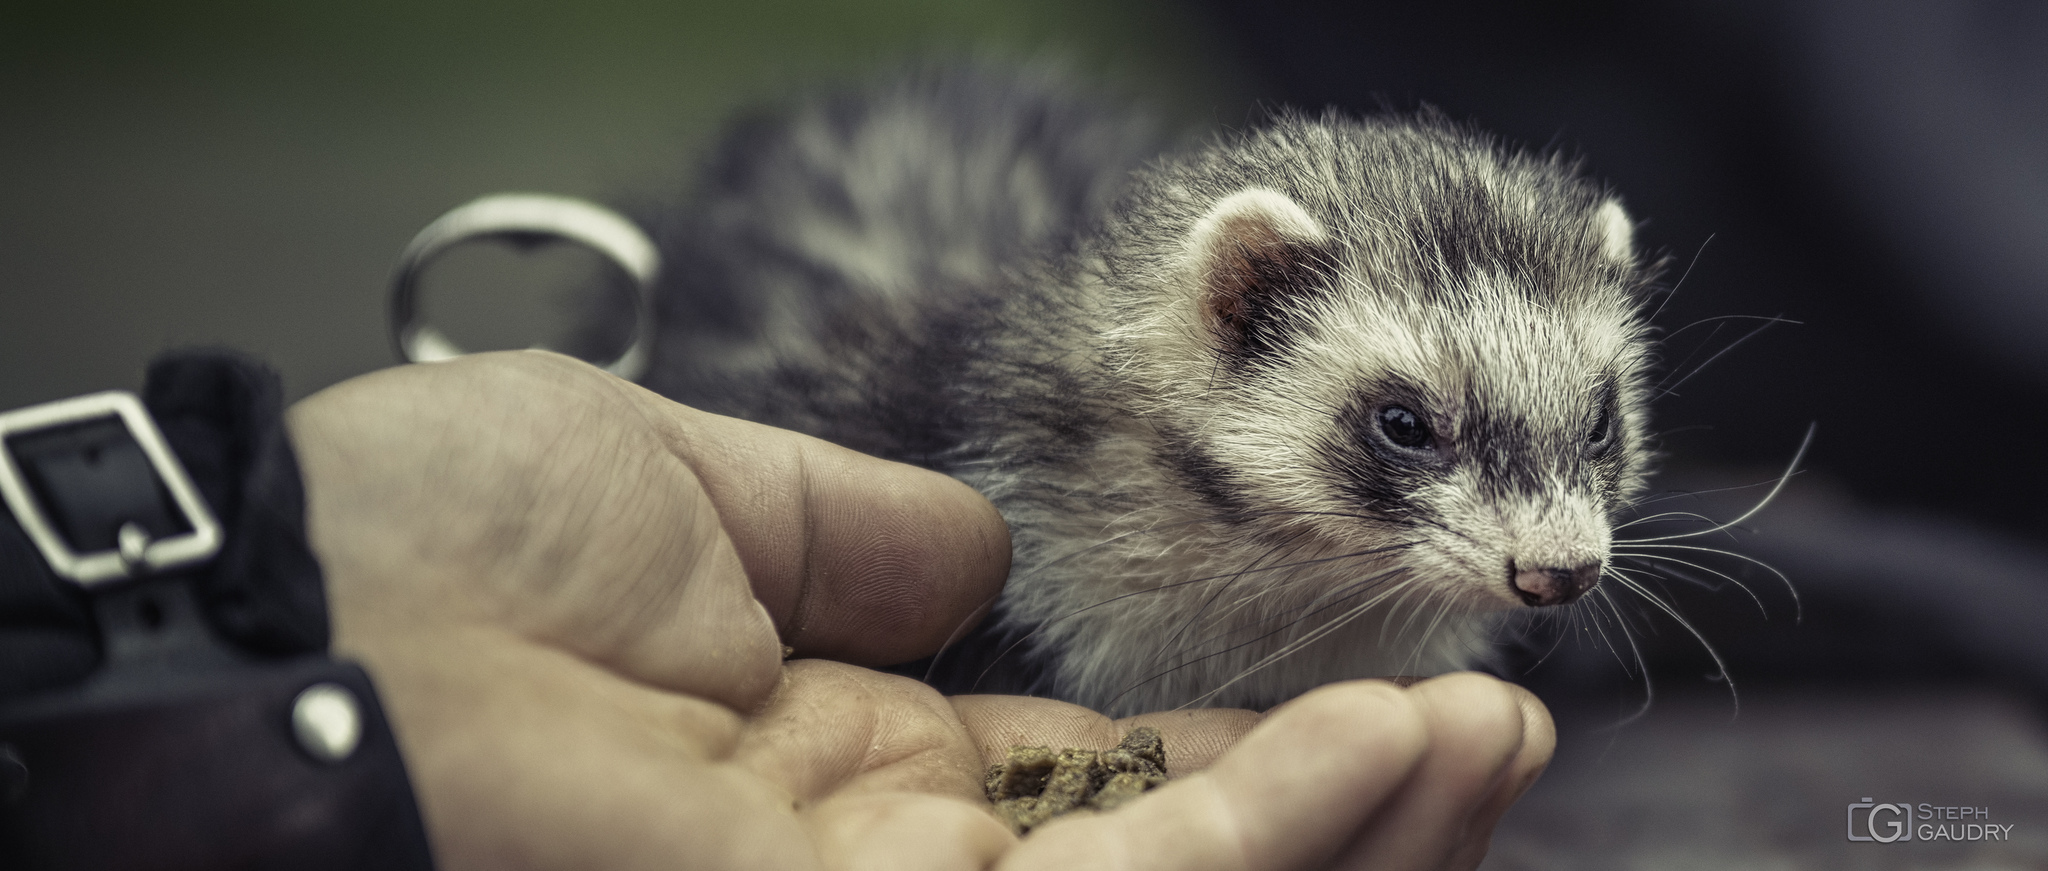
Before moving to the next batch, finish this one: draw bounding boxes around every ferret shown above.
[629,67,1659,717]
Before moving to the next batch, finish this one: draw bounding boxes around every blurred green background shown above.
[0,0,1249,408]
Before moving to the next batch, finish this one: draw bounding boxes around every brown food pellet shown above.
[984,726,1170,834]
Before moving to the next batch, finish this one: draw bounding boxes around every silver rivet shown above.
[291,683,363,763]
[116,521,150,568]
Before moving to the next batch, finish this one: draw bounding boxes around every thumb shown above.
[630,386,1012,667]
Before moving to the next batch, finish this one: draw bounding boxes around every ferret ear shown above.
[1186,188,1330,356]
[1595,199,1635,263]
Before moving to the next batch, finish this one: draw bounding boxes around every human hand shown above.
[287,351,1553,871]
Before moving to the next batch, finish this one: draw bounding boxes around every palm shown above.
[289,352,1550,871]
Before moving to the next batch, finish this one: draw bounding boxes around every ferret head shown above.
[1102,113,1657,615]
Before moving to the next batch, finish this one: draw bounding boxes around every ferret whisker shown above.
[1660,313,1800,344]
[1612,510,1722,531]
[1372,573,1431,651]
[967,539,1423,692]
[1623,489,1730,510]
[1593,590,1641,674]
[1591,585,1660,729]
[1613,550,1770,619]
[959,567,1235,692]
[1651,319,1727,396]
[1200,537,1421,629]
[1618,423,1814,544]
[1171,572,1417,711]
[1186,581,1394,671]
[1516,602,1578,674]
[1626,472,1803,510]
[1613,542,1799,621]
[1400,513,1484,548]
[1387,591,1439,678]
[1004,516,1213,577]
[1399,588,1463,677]
[1583,586,1636,678]
[1645,233,1713,325]
[1178,550,1424,659]
[1009,508,1396,589]
[1653,316,1796,401]
[1614,552,1733,593]
[1615,539,1780,566]
[1185,541,1425,586]
[1150,528,1318,672]
[1606,568,1737,717]
[1105,567,1412,711]
[1388,576,1448,653]
[1613,525,1744,548]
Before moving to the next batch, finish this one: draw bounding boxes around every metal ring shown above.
[388,193,658,381]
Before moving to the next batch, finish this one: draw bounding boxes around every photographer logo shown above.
[1846,799,2015,843]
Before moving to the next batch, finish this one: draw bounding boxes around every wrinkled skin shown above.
[287,351,1554,871]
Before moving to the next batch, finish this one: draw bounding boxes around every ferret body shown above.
[635,68,1659,716]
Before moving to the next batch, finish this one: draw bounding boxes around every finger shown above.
[1441,682,1554,871]
[996,681,1429,871]
[805,791,1014,871]
[628,384,1011,667]
[1330,673,1531,871]
[951,695,1265,776]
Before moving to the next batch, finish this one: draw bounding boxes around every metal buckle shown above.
[0,391,223,587]
[388,193,659,381]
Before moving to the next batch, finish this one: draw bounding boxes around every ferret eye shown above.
[1378,405,1432,449]
[1587,401,1614,450]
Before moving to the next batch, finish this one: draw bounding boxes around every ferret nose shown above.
[1510,561,1602,607]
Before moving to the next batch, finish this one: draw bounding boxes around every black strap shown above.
[0,351,435,870]
[0,351,328,697]
[143,352,329,656]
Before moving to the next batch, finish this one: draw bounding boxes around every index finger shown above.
[623,380,1012,667]
[998,681,1431,871]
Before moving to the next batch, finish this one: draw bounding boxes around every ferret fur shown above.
[631,67,1660,716]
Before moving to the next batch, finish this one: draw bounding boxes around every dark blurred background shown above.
[0,0,1241,409]
[7,1,2048,866]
